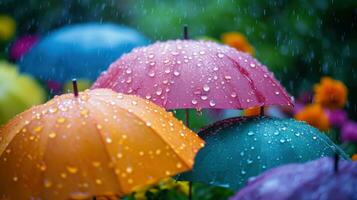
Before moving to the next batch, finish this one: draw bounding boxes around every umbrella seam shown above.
[223,54,266,106]
[92,95,194,169]
[84,100,126,196]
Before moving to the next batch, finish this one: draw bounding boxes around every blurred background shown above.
[1,0,356,117]
[0,0,356,199]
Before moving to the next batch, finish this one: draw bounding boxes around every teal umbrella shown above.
[179,117,348,191]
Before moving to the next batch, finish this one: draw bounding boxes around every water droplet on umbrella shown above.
[199,50,205,55]
[280,138,286,143]
[106,138,112,143]
[275,91,280,95]
[250,63,256,68]
[213,66,219,71]
[126,166,133,173]
[34,126,43,132]
[224,75,232,80]
[148,71,155,77]
[156,89,162,96]
[274,131,279,135]
[49,132,56,138]
[173,71,180,76]
[201,95,208,100]
[92,161,101,168]
[132,101,137,105]
[247,159,253,164]
[66,166,78,174]
[13,176,18,182]
[241,170,246,175]
[126,68,132,74]
[191,99,198,105]
[203,85,210,92]
[49,108,58,113]
[96,179,102,185]
[313,136,317,140]
[247,131,254,136]
[231,92,237,98]
[217,53,224,58]
[57,118,66,124]
[44,179,52,188]
[148,54,155,59]
[146,122,152,127]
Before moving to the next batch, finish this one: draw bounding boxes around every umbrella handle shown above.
[183,25,189,40]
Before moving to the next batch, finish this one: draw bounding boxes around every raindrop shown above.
[199,50,205,55]
[231,92,237,98]
[201,95,208,100]
[203,85,210,92]
[146,122,152,127]
[173,71,180,76]
[247,159,253,164]
[126,68,132,74]
[247,131,255,136]
[274,131,279,135]
[44,180,52,188]
[224,75,232,80]
[217,53,224,58]
[57,117,66,124]
[126,167,133,173]
[209,100,216,107]
[49,132,56,139]
[13,176,18,182]
[95,179,102,185]
[156,89,162,96]
[148,71,155,77]
[191,99,198,105]
[66,166,78,174]
[250,63,256,68]
[280,139,286,143]
[275,91,280,95]
[241,170,246,175]
[106,138,112,144]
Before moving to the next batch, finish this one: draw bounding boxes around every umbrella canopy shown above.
[179,117,348,191]
[92,40,293,110]
[0,61,45,124]
[231,157,357,200]
[19,23,149,83]
[0,89,204,199]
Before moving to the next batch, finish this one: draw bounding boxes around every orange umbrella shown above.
[0,86,204,199]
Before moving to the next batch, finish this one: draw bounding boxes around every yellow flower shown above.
[175,181,189,195]
[221,32,254,55]
[244,107,263,117]
[0,15,16,41]
[295,104,330,131]
[314,77,348,109]
[352,154,357,161]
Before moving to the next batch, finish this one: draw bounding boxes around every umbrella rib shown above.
[250,61,293,106]
[83,102,126,196]
[93,95,193,169]
[223,54,266,106]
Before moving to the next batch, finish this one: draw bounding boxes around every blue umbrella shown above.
[19,23,149,83]
[179,117,348,191]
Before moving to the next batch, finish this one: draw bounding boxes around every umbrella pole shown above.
[183,25,192,200]
[72,78,79,97]
[185,109,193,200]
[260,106,264,116]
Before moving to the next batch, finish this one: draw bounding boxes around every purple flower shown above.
[327,109,348,128]
[10,35,39,60]
[341,121,357,142]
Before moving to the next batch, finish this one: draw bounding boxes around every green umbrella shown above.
[179,116,348,191]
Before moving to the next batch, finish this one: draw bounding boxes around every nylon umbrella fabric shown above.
[92,40,293,110]
[179,117,348,191]
[231,157,357,200]
[0,89,204,199]
[19,23,149,83]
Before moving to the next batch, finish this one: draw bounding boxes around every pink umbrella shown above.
[92,39,293,110]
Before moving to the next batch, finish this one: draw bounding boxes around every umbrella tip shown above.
[334,153,339,173]
[72,78,79,97]
[183,25,189,40]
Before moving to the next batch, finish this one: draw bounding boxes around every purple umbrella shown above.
[231,156,356,200]
[92,39,293,110]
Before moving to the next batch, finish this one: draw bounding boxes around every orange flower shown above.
[244,107,262,117]
[352,154,357,161]
[221,32,254,55]
[295,104,330,131]
[314,77,348,109]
